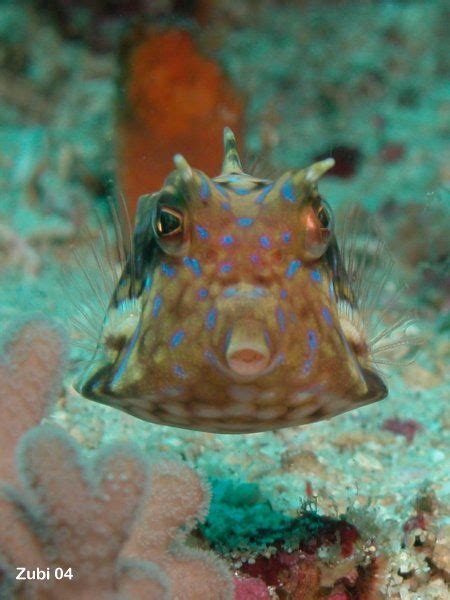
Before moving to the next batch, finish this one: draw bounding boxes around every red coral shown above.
[382,418,422,442]
[240,515,362,599]
[118,28,245,217]
[233,575,271,600]
[298,518,359,559]
[380,142,405,163]
[403,513,427,534]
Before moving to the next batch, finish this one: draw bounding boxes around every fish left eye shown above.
[156,207,184,237]
[153,205,188,256]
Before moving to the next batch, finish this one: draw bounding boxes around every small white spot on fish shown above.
[288,391,314,407]
[162,387,185,398]
[222,403,256,418]
[257,406,287,420]
[162,402,190,417]
[288,404,320,420]
[228,385,258,403]
[260,389,278,401]
[192,404,224,419]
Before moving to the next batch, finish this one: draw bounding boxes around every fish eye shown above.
[153,204,188,256]
[317,203,332,230]
[156,206,184,237]
[302,201,333,260]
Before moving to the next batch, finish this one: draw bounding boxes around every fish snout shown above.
[225,319,271,376]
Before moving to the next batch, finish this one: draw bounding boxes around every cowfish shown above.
[75,128,388,433]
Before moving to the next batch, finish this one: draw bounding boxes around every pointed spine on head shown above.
[304,158,335,184]
[291,158,335,187]
[173,153,200,197]
[284,158,335,201]
[221,127,243,174]
[173,153,194,183]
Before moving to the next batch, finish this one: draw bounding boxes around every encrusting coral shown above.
[0,319,233,599]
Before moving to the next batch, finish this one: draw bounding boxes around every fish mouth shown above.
[208,318,282,382]
[207,350,283,383]
[226,318,271,376]
[227,347,270,376]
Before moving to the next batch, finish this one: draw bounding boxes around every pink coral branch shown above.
[0,319,67,484]
[0,320,234,598]
[122,460,234,600]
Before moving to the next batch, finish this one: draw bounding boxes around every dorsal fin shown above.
[221,127,243,174]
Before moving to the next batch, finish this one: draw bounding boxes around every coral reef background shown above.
[0,0,449,598]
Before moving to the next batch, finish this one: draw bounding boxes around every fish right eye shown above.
[317,201,333,232]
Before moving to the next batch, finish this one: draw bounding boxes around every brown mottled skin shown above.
[76,129,387,433]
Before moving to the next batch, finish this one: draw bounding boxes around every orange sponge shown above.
[117,29,244,217]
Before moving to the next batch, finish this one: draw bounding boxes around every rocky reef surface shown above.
[0,1,448,598]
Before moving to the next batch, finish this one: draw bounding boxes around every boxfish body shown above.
[75,129,387,433]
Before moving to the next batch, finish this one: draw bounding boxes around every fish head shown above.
[76,129,387,432]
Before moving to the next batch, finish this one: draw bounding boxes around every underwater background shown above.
[0,0,449,598]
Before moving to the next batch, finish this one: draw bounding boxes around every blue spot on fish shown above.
[322,307,333,326]
[251,287,267,297]
[111,319,142,387]
[237,217,254,227]
[152,295,162,318]
[225,328,232,349]
[311,270,322,282]
[174,365,187,379]
[302,358,313,376]
[220,262,233,274]
[223,287,238,297]
[281,180,296,203]
[280,289,288,299]
[259,235,271,249]
[255,184,274,204]
[206,308,217,330]
[144,275,152,291]
[221,234,234,245]
[204,350,218,365]
[170,330,185,348]
[198,288,208,299]
[183,256,202,277]
[329,281,335,300]
[214,182,229,198]
[195,224,209,239]
[286,259,302,278]
[282,231,292,243]
[230,186,251,196]
[276,306,286,333]
[199,175,211,200]
[161,262,176,278]
[308,330,318,350]
[250,254,260,264]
